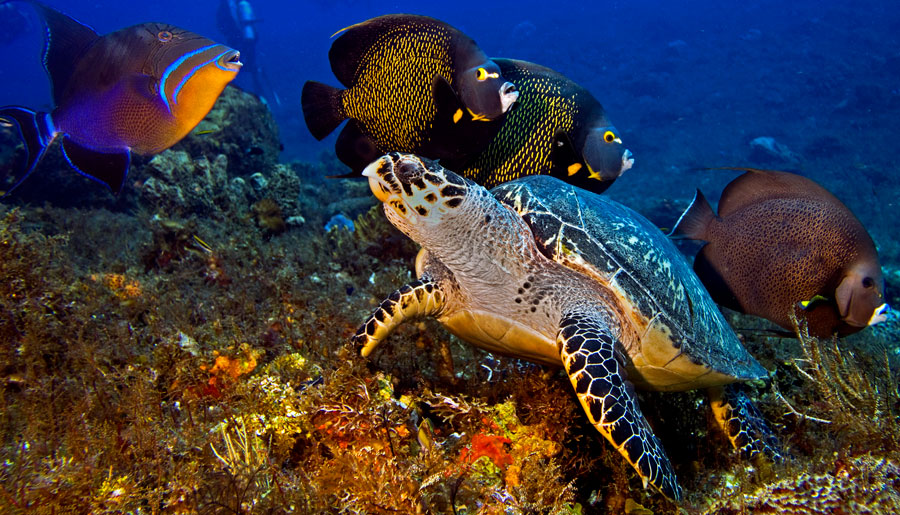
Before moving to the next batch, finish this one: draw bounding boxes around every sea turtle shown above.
[352,153,780,500]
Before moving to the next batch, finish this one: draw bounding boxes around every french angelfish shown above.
[301,14,519,173]
[447,58,634,193]
[672,167,888,338]
[0,1,242,195]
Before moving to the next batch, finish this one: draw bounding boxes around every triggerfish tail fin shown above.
[301,80,347,140]
[670,189,715,241]
[60,136,130,194]
[0,106,55,195]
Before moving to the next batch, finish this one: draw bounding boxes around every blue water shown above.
[3,0,897,162]
[1,1,898,257]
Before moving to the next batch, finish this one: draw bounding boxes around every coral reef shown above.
[1,162,898,513]
[172,86,282,177]
[1,51,898,513]
[704,455,900,514]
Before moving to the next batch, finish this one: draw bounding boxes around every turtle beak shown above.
[362,155,395,202]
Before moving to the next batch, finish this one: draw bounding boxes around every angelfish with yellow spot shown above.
[0,1,241,195]
[445,59,634,194]
[301,14,518,173]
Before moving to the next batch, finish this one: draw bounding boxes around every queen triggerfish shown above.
[0,1,242,195]
[672,167,889,338]
[446,58,634,193]
[301,14,518,173]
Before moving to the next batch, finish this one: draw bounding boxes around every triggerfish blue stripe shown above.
[171,49,231,107]
[159,44,219,113]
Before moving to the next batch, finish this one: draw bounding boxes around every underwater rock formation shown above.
[704,455,900,514]
[139,150,231,217]
[137,150,303,227]
[748,136,800,164]
[172,86,281,177]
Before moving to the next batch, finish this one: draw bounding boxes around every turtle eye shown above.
[475,67,488,81]
[862,277,875,288]
[603,130,616,143]
[157,30,173,42]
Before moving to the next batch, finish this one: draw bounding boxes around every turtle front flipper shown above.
[352,278,445,357]
[708,384,785,462]
[558,312,683,501]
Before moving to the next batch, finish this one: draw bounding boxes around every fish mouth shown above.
[500,82,518,113]
[868,303,890,326]
[621,149,634,173]
[220,50,243,71]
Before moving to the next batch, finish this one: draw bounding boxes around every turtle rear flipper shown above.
[709,384,785,462]
[558,311,683,502]
[351,277,445,357]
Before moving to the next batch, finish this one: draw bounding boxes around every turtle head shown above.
[362,153,473,238]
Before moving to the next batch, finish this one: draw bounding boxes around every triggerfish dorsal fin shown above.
[60,136,130,194]
[670,189,715,241]
[27,1,100,104]
[709,167,836,218]
[0,106,54,196]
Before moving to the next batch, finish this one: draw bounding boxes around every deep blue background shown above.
[1,1,898,244]
[2,1,897,160]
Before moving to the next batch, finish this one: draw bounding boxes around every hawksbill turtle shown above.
[352,153,781,500]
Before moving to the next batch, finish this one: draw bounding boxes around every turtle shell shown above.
[491,175,766,387]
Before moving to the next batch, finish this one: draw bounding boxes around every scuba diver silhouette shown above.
[216,0,281,107]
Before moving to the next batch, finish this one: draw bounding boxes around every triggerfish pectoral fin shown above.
[60,136,131,194]
[0,106,55,196]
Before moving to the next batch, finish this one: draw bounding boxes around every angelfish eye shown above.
[475,67,488,81]
[862,277,875,288]
[603,130,616,143]
[157,30,173,42]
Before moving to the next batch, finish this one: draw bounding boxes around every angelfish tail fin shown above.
[301,80,347,140]
[0,106,55,196]
[670,189,715,241]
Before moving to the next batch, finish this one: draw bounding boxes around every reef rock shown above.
[139,151,233,218]
[171,86,281,177]
[749,136,800,164]
[705,455,900,514]
[138,150,303,226]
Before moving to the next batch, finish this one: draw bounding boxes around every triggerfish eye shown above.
[157,30,173,42]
